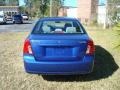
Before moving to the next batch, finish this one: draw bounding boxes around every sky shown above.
[19,0,25,6]
[19,0,106,6]
[64,0,77,7]
[99,0,107,5]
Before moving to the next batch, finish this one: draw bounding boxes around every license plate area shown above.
[45,46,73,57]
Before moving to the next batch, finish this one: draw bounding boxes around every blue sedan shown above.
[13,15,23,24]
[23,17,95,75]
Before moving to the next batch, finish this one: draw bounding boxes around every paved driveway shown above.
[0,20,36,32]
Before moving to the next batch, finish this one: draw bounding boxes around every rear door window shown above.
[33,20,85,34]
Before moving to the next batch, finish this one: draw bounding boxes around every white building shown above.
[0,6,19,16]
[97,4,107,24]
[66,7,78,18]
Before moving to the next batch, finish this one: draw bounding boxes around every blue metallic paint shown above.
[24,55,94,75]
[23,17,95,75]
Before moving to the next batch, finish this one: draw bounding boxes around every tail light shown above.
[86,40,95,55]
[23,39,33,55]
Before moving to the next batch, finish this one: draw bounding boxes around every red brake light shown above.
[23,39,33,54]
[86,40,95,55]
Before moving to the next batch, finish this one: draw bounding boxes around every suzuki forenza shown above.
[23,17,95,75]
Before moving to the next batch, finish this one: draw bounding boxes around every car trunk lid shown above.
[29,34,89,61]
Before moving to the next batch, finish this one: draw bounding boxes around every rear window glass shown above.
[13,15,22,18]
[22,15,27,16]
[32,20,85,34]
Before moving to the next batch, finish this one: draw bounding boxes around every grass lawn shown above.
[0,28,120,90]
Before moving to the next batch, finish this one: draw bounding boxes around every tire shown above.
[3,22,6,24]
[13,21,15,24]
[21,21,23,24]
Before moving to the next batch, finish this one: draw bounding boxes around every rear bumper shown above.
[13,20,23,23]
[23,55,94,75]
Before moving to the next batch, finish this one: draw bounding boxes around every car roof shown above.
[39,17,78,21]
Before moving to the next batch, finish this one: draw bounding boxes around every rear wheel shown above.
[21,21,23,24]
[3,22,6,24]
[13,21,15,24]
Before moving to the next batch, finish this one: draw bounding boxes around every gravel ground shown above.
[0,25,120,90]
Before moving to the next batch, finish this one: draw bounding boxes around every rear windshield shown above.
[32,20,85,34]
[22,15,27,16]
[13,15,22,18]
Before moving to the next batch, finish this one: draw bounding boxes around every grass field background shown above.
[0,27,120,90]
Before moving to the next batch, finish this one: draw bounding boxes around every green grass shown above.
[0,28,120,90]
[112,22,120,49]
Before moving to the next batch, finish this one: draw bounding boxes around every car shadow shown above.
[0,21,13,25]
[13,22,32,25]
[0,21,32,25]
[42,45,119,82]
[22,22,33,24]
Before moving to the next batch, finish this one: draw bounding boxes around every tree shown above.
[39,0,49,17]
[52,0,64,16]
[25,0,49,17]
[24,0,64,17]
[19,6,26,14]
[108,0,120,48]
[107,0,120,24]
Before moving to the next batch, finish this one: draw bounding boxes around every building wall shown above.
[67,8,78,18]
[0,6,19,16]
[58,0,98,24]
[97,5,107,24]
[0,0,18,6]
[77,0,98,23]
[0,0,5,5]
[78,0,92,22]
[58,7,78,18]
